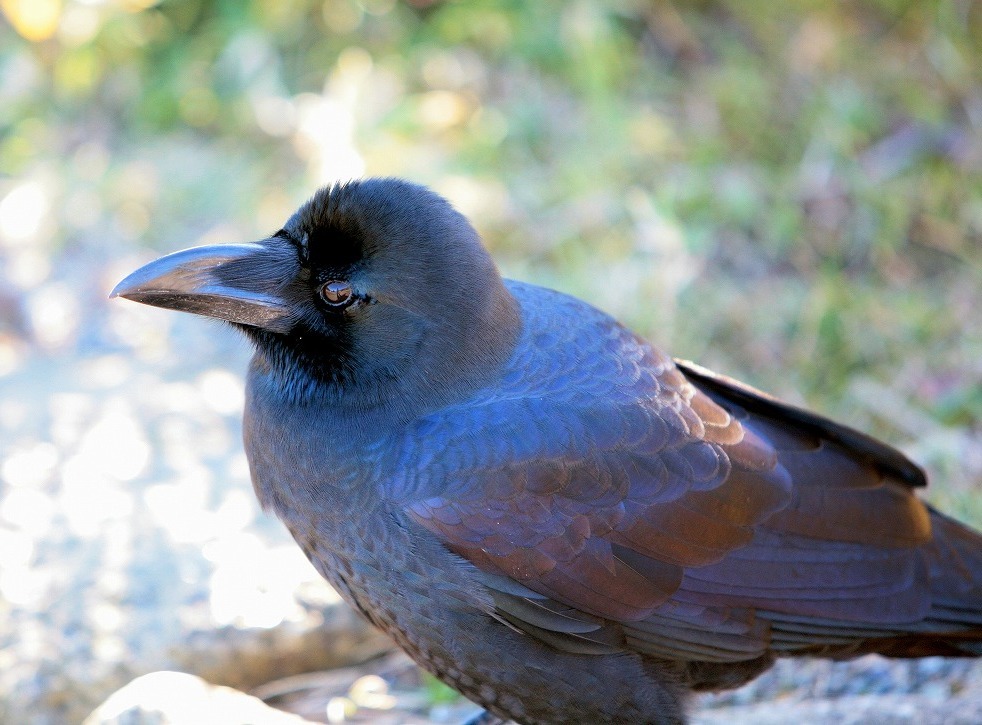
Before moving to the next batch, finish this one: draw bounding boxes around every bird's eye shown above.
[319,280,354,308]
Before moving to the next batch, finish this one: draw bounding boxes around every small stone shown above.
[83,671,316,725]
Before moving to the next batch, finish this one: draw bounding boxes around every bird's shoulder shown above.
[388,280,751,496]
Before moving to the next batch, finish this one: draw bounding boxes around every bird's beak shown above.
[110,242,296,333]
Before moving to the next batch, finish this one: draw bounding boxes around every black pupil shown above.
[321,281,352,306]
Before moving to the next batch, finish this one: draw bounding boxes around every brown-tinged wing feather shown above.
[674,359,926,487]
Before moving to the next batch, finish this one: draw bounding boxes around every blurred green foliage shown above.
[422,670,460,706]
[0,0,980,508]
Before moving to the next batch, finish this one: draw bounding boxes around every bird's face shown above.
[113,179,519,411]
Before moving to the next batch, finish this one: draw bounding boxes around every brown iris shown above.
[319,280,354,308]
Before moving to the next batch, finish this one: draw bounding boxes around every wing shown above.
[398,286,971,671]
[405,362,792,622]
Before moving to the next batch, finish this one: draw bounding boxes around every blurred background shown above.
[1,0,980,723]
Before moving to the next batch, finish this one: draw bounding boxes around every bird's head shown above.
[112,178,521,414]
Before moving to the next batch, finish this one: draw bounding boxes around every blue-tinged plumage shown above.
[113,178,982,725]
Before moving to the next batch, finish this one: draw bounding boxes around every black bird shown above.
[113,178,982,724]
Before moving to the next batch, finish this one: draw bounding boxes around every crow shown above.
[113,178,982,724]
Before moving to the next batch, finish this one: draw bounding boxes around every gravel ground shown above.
[263,653,982,724]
